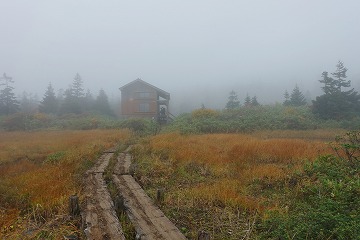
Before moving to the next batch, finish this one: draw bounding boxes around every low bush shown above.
[164,105,359,134]
[0,113,162,136]
[257,131,360,239]
[119,118,158,135]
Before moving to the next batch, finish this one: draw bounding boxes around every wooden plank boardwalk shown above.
[113,150,187,240]
[82,147,187,240]
[83,152,126,240]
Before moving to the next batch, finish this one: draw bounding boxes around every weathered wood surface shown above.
[82,146,186,240]
[114,153,132,175]
[83,153,126,240]
[69,195,80,217]
[113,152,187,240]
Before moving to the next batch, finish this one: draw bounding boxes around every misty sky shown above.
[1,0,360,112]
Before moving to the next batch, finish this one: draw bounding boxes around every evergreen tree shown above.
[289,85,306,106]
[283,90,291,106]
[312,61,360,119]
[72,73,84,98]
[225,90,240,109]
[251,96,260,106]
[39,83,58,114]
[0,73,19,115]
[94,89,114,116]
[332,61,350,91]
[57,89,64,103]
[59,87,81,114]
[244,93,251,107]
[20,91,38,113]
[59,74,85,114]
[84,89,95,112]
[319,71,337,94]
[305,90,312,104]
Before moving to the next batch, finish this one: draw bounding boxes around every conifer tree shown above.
[283,90,291,106]
[84,89,94,112]
[39,83,58,114]
[289,85,307,106]
[20,91,38,113]
[332,61,350,91]
[251,96,260,106]
[244,93,251,107]
[319,71,337,95]
[94,89,114,116]
[72,73,84,98]
[0,73,19,115]
[59,73,85,114]
[57,89,64,102]
[225,90,240,109]
[313,61,360,119]
[59,87,81,114]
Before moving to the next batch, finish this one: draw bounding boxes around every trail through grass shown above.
[0,129,131,239]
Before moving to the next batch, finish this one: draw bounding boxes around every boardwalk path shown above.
[83,150,126,240]
[83,147,186,240]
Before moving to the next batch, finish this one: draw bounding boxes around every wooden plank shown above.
[112,174,186,240]
[83,153,126,240]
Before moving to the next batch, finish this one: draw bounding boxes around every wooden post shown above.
[198,230,210,240]
[156,188,164,204]
[69,195,80,217]
[115,194,126,213]
[63,234,78,240]
[129,164,135,177]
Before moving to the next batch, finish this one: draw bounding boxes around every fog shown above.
[1,0,360,114]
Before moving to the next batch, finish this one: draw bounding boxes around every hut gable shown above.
[119,78,170,121]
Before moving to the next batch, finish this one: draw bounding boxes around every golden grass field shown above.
[146,131,336,207]
[0,128,345,239]
[0,129,131,238]
[133,129,345,239]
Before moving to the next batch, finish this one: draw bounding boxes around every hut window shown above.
[136,92,151,99]
[139,103,150,112]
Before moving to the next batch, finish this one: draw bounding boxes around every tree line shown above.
[1,61,359,120]
[0,73,115,116]
[225,61,360,120]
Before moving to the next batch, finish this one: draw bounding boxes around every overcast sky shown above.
[1,0,360,112]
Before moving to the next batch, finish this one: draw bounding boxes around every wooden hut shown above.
[119,78,170,122]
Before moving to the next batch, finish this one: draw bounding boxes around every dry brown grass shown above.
[149,131,332,166]
[250,129,346,141]
[134,130,342,239]
[136,130,340,217]
[0,130,127,164]
[0,129,131,238]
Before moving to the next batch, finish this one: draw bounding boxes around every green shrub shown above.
[257,132,360,239]
[165,105,326,134]
[119,118,159,135]
[44,151,66,164]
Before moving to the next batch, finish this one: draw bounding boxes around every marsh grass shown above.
[132,130,339,239]
[0,129,131,239]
